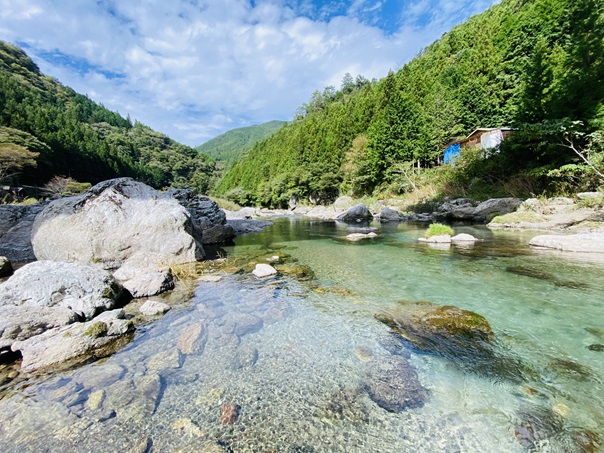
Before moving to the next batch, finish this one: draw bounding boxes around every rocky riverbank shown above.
[0,178,271,375]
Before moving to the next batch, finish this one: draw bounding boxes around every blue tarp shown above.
[444,143,460,164]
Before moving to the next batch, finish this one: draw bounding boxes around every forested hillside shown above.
[196,120,286,168]
[217,0,604,207]
[0,41,215,192]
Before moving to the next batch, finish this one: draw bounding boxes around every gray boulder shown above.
[0,202,47,262]
[139,300,171,316]
[473,198,522,220]
[0,261,122,320]
[336,203,373,222]
[529,233,604,253]
[364,355,428,412]
[0,256,12,277]
[379,207,402,222]
[11,316,133,372]
[163,189,235,244]
[32,178,204,270]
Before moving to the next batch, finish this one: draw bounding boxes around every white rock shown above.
[139,300,171,316]
[32,178,203,270]
[113,253,174,298]
[419,234,452,243]
[197,275,223,283]
[451,233,478,242]
[346,232,378,241]
[529,233,604,253]
[252,264,277,278]
[0,261,121,320]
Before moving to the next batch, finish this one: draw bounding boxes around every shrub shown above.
[426,223,454,237]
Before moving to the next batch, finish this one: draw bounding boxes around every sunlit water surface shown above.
[0,218,603,452]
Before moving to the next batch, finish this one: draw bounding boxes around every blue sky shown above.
[0,0,497,146]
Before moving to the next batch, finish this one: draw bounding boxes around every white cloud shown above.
[0,0,497,146]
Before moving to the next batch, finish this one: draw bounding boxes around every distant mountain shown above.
[196,121,286,167]
[0,41,215,192]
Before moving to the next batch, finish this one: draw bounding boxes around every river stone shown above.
[139,300,171,316]
[252,263,277,278]
[418,234,451,243]
[220,402,241,425]
[346,232,378,241]
[451,233,478,242]
[12,317,134,372]
[0,261,122,320]
[376,301,494,358]
[336,203,373,222]
[0,305,79,350]
[113,253,174,298]
[0,256,13,277]
[177,322,208,355]
[147,348,182,371]
[230,345,259,370]
[32,178,204,269]
[473,198,522,219]
[529,233,604,253]
[364,355,427,412]
[111,373,162,422]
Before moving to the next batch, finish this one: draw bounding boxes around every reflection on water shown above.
[0,218,603,452]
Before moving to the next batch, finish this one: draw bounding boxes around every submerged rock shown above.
[376,301,494,358]
[346,232,378,241]
[219,401,241,424]
[177,322,208,355]
[364,355,427,412]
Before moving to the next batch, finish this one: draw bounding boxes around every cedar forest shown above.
[1,0,603,207]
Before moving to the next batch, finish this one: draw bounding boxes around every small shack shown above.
[443,127,513,164]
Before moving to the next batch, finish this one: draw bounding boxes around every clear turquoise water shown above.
[0,218,602,452]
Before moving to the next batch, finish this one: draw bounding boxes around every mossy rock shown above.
[489,211,545,225]
[84,321,108,338]
[276,264,316,281]
[375,301,494,358]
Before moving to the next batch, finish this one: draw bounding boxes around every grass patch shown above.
[490,211,544,224]
[426,223,454,237]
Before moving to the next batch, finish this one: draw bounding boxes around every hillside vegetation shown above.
[217,0,604,207]
[0,41,215,192]
[196,120,286,168]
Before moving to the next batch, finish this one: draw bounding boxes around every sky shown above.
[0,0,497,147]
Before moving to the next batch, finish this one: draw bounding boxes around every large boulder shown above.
[437,197,521,222]
[0,261,122,320]
[163,189,235,244]
[32,178,204,270]
[376,301,494,358]
[336,203,373,222]
[529,233,604,253]
[379,207,402,222]
[472,198,522,220]
[112,253,174,298]
[0,202,48,262]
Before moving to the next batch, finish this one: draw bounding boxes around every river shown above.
[0,218,602,452]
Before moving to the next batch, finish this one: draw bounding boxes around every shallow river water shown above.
[0,218,603,452]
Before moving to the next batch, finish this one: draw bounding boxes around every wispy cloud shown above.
[0,0,497,146]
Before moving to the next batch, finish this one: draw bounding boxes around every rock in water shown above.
[529,233,604,253]
[220,402,241,424]
[379,207,402,222]
[0,261,122,320]
[376,301,494,359]
[252,263,277,278]
[0,256,13,277]
[364,355,427,412]
[177,322,208,355]
[32,178,204,269]
[336,203,373,222]
[139,300,171,316]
